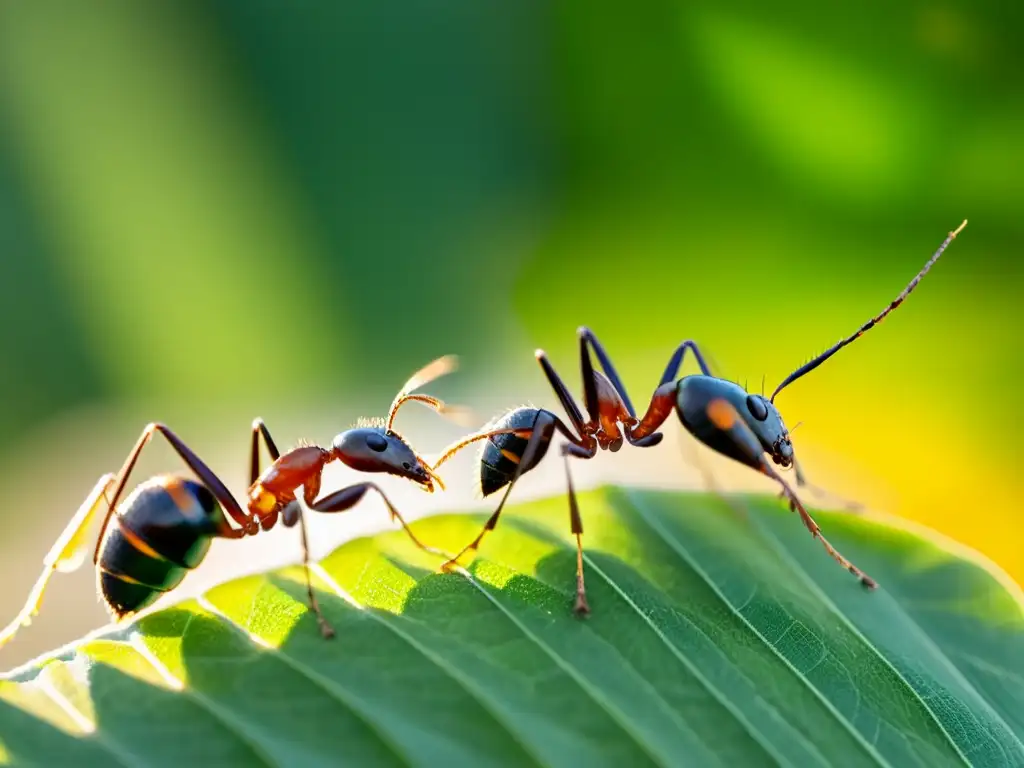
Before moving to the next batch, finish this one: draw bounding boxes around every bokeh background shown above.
[0,1,1020,667]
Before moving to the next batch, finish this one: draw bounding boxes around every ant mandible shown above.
[0,356,458,649]
[431,221,968,615]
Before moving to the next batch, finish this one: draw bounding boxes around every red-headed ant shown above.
[0,356,460,648]
[431,222,968,614]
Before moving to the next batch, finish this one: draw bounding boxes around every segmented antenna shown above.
[771,220,967,403]
[386,355,459,431]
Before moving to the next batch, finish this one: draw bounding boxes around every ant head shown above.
[743,393,794,468]
[332,427,441,492]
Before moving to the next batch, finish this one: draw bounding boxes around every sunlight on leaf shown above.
[0,488,1021,767]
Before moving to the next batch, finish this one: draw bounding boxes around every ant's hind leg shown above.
[0,474,116,649]
[96,423,254,564]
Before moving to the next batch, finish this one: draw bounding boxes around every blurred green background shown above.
[0,1,1020,665]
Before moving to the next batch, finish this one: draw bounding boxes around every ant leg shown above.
[535,350,589,436]
[657,340,712,384]
[562,447,597,615]
[630,383,676,442]
[704,399,877,588]
[441,413,562,572]
[281,498,335,639]
[577,327,637,420]
[250,418,283,485]
[0,474,116,648]
[631,340,712,441]
[94,423,254,564]
[307,482,450,560]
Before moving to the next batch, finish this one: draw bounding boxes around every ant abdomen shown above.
[480,407,553,496]
[97,476,227,618]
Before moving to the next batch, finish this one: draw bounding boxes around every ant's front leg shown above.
[305,482,451,561]
[703,399,877,588]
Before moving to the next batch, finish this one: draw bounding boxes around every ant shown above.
[431,221,968,615]
[0,356,459,649]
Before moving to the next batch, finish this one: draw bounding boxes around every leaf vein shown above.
[127,633,279,768]
[308,563,552,768]
[620,487,893,768]
[34,671,144,768]
[195,594,416,768]
[751,505,1020,766]
[451,563,674,768]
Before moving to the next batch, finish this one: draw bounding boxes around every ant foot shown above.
[573,594,591,617]
[318,618,336,639]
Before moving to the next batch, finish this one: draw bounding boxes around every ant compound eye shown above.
[365,433,388,452]
[746,395,769,421]
[402,462,411,470]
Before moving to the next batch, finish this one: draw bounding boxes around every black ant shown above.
[0,356,459,648]
[431,221,967,615]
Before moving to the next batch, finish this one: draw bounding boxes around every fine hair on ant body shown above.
[0,356,460,649]
[431,221,968,615]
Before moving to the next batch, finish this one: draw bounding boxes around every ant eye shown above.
[402,462,411,470]
[746,395,769,421]
[365,433,388,452]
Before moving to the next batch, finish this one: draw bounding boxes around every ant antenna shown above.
[771,220,967,403]
[386,355,460,431]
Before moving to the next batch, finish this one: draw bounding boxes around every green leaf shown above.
[1,488,1021,767]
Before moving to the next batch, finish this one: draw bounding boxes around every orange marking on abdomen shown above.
[114,516,167,561]
[163,476,197,519]
[500,449,521,464]
[707,399,737,430]
[98,564,150,586]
